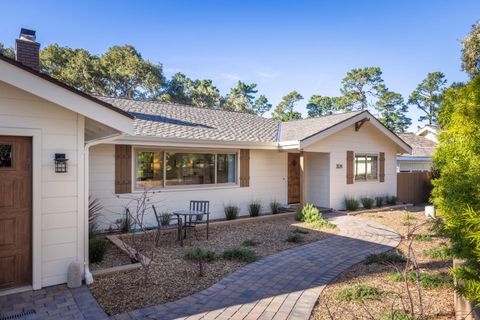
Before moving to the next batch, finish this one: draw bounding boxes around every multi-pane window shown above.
[135,150,237,189]
[355,154,378,181]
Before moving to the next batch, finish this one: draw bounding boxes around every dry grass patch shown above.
[311,208,455,320]
[90,214,337,315]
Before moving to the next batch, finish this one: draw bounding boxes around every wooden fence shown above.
[397,172,432,205]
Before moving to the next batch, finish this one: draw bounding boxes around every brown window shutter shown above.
[115,145,132,194]
[379,152,385,183]
[346,150,354,184]
[239,149,250,187]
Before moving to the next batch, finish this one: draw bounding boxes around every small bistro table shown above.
[172,209,210,246]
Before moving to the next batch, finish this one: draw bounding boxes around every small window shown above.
[355,154,378,181]
[165,152,215,186]
[136,151,163,188]
[217,153,236,183]
[0,144,12,168]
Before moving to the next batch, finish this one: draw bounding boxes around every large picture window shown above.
[135,149,237,189]
[355,154,378,181]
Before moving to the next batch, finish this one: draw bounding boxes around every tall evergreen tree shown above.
[375,90,411,132]
[221,81,258,113]
[271,91,303,121]
[252,95,272,116]
[340,67,384,111]
[306,95,337,117]
[461,21,480,77]
[408,72,447,125]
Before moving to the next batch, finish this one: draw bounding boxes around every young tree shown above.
[340,67,385,111]
[432,76,480,304]
[376,90,412,132]
[271,91,303,121]
[306,95,337,117]
[0,43,14,59]
[461,21,480,77]
[408,72,447,125]
[252,95,272,116]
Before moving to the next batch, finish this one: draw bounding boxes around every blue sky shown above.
[0,1,478,130]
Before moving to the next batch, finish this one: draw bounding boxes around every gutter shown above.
[83,133,124,285]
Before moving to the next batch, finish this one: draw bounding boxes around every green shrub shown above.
[184,247,216,277]
[365,251,406,265]
[248,201,261,217]
[387,195,398,205]
[117,209,132,233]
[308,219,336,230]
[361,197,374,209]
[89,237,108,263]
[286,233,304,243]
[224,205,239,220]
[222,247,257,262]
[160,213,171,226]
[292,228,309,234]
[89,197,103,237]
[381,311,414,320]
[242,239,258,247]
[375,196,384,208]
[296,203,320,223]
[345,197,360,211]
[270,200,280,214]
[413,234,432,242]
[336,284,385,302]
[388,271,453,289]
[423,245,453,261]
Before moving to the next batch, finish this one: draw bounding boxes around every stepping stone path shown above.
[0,213,400,320]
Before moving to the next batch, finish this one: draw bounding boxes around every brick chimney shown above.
[15,28,40,70]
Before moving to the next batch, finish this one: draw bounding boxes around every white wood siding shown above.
[397,159,432,172]
[306,152,330,208]
[304,121,398,209]
[89,145,288,228]
[0,81,84,288]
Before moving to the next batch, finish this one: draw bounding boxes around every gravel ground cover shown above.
[89,241,133,271]
[311,208,455,320]
[90,214,338,315]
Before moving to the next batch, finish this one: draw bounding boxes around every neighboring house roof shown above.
[99,97,279,142]
[279,111,363,141]
[397,133,437,157]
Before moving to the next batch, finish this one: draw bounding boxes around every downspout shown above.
[84,133,124,284]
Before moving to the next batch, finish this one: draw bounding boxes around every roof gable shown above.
[0,54,134,134]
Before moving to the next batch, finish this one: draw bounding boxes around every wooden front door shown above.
[0,136,32,289]
[288,153,301,204]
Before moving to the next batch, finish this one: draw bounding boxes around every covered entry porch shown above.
[287,152,330,209]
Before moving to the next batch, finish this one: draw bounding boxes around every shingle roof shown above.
[98,97,279,142]
[279,111,363,141]
[397,133,437,157]
[97,98,374,144]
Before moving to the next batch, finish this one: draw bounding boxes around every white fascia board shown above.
[0,60,134,135]
[397,156,431,161]
[112,135,282,150]
[299,111,413,154]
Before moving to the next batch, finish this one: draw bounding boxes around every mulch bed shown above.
[311,208,455,320]
[90,215,338,315]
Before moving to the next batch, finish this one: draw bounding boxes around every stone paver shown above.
[0,284,108,320]
[0,213,400,320]
[115,212,400,320]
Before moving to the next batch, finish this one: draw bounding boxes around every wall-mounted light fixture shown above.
[54,153,68,173]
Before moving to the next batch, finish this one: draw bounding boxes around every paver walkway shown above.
[0,213,400,320]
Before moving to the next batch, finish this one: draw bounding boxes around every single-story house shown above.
[397,126,437,172]
[0,29,411,293]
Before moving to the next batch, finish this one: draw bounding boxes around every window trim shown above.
[133,147,239,191]
[354,152,379,182]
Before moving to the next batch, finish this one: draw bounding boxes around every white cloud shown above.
[256,71,281,79]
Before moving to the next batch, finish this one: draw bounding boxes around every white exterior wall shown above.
[89,144,288,228]
[304,121,398,209]
[397,159,432,172]
[306,152,330,208]
[0,81,85,288]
